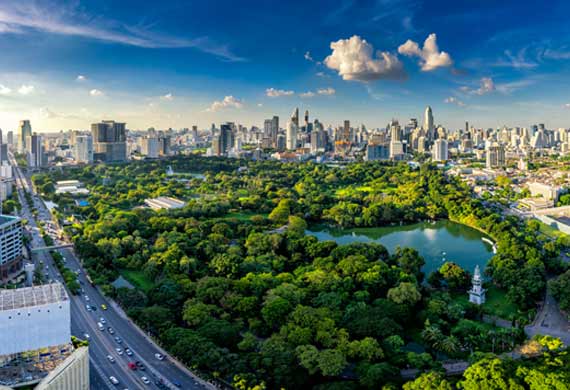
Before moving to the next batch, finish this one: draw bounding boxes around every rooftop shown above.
[0,215,21,227]
[0,283,68,312]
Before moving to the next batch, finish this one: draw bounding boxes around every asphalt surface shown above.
[10,156,212,390]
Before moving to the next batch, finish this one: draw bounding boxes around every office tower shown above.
[220,123,234,154]
[342,120,351,142]
[264,119,273,138]
[365,143,390,161]
[409,118,418,129]
[6,131,13,146]
[91,120,127,162]
[211,135,222,156]
[74,135,93,163]
[291,108,299,128]
[140,137,159,158]
[390,120,401,142]
[304,110,309,130]
[27,133,44,168]
[389,140,404,160]
[432,139,448,162]
[286,121,298,150]
[465,121,469,134]
[18,120,32,153]
[486,143,506,169]
[424,106,434,141]
[0,215,23,280]
[159,135,171,156]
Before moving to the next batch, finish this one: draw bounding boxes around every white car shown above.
[100,317,106,324]
[115,348,123,355]
[84,295,90,301]
[107,355,115,363]
[141,376,150,385]
[154,353,164,361]
[86,305,92,312]
[109,376,119,385]
[125,348,133,356]
[83,333,90,340]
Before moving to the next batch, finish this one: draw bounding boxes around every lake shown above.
[307,220,494,276]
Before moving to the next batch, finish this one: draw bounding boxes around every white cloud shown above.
[304,51,314,62]
[76,75,87,82]
[38,107,58,119]
[461,77,496,95]
[266,88,295,97]
[564,103,570,109]
[444,96,466,107]
[18,84,35,95]
[300,91,315,98]
[324,35,406,82]
[89,89,104,97]
[160,93,174,101]
[207,95,243,112]
[257,103,263,107]
[495,49,537,69]
[0,2,244,61]
[398,33,453,71]
[317,87,336,95]
[0,84,11,95]
[316,71,329,78]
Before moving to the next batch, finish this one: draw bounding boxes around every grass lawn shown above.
[537,220,569,240]
[224,211,268,221]
[119,269,154,293]
[482,285,519,320]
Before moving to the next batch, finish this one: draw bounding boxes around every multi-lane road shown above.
[10,158,212,390]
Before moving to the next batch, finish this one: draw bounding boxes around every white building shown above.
[144,196,186,210]
[286,121,297,150]
[141,136,159,158]
[527,182,562,201]
[0,284,70,356]
[424,106,434,140]
[74,135,93,163]
[432,139,448,162]
[0,215,23,280]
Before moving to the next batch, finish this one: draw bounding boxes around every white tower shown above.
[468,265,486,305]
[286,121,298,150]
[424,106,434,141]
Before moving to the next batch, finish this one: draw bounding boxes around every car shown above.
[127,362,137,370]
[172,380,182,388]
[135,361,145,370]
[83,333,90,340]
[86,305,92,312]
[91,305,97,311]
[108,327,115,334]
[84,295,90,301]
[115,348,123,355]
[125,348,133,356]
[101,304,107,310]
[107,355,115,363]
[109,376,119,385]
[97,322,104,331]
[115,336,123,344]
[154,353,164,361]
[100,317,106,324]
[141,376,150,385]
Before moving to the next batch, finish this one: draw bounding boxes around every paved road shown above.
[10,157,212,390]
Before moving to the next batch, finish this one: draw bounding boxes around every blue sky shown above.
[0,0,569,132]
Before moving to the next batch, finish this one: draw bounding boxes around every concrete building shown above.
[468,265,486,305]
[140,137,159,158]
[26,133,45,168]
[91,120,127,162]
[0,215,23,281]
[73,135,93,163]
[424,106,434,141]
[486,143,505,169]
[432,139,448,162]
[527,182,562,201]
[365,143,389,161]
[286,121,297,150]
[17,120,32,154]
[34,347,89,390]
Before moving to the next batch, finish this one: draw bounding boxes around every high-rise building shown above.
[91,120,127,162]
[18,120,32,153]
[304,110,309,130]
[27,133,45,168]
[141,136,159,158]
[291,108,299,128]
[286,121,298,150]
[390,120,401,142]
[220,123,234,154]
[424,106,434,141]
[74,135,93,163]
[6,131,13,146]
[432,139,448,162]
[486,143,506,169]
[0,215,23,281]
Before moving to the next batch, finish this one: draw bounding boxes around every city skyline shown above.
[0,0,570,132]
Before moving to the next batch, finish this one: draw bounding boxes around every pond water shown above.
[307,220,494,276]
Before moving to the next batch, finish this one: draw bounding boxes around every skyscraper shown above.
[6,131,13,146]
[74,135,93,163]
[291,108,299,128]
[432,139,448,162]
[27,133,45,168]
[424,106,434,141]
[91,120,127,162]
[286,121,298,150]
[486,143,506,169]
[18,120,32,153]
[220,123,234,154]
[304,110,309,130]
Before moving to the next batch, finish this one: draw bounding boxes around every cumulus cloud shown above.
[76,75,87,82]
[324,35,406,82]
[89,89,104,97]
[304,51,314,62]
[317,87,336,95]
[18,84,35,95]
[444,96,466,107]
[0,84,11,95]
[300,91,316,98]
[160,93,174,101]
[266,88,294,97]
[207,95,243,112]
[398,33,452,71]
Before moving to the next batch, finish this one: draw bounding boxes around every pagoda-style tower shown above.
[468,265,486,305]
